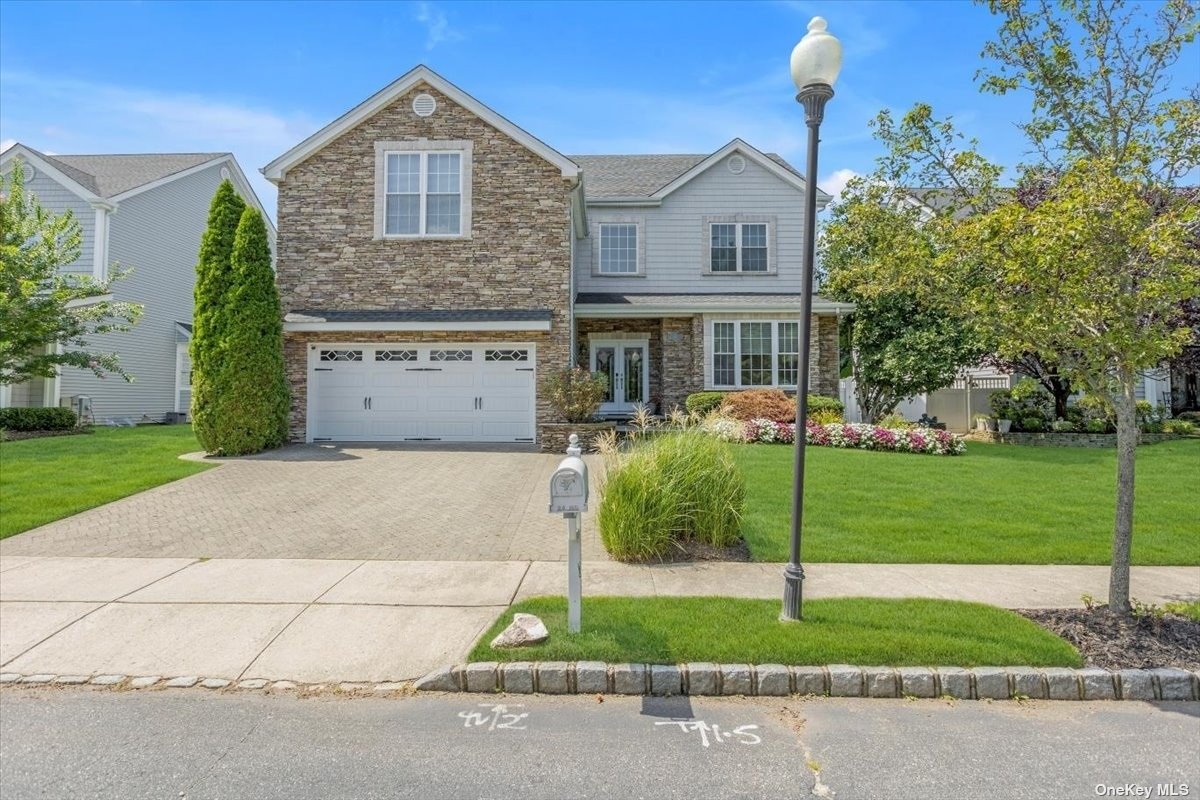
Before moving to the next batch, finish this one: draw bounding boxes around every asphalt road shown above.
[1,687,1197,800]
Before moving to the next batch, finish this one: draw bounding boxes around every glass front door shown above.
[590,340,649,415]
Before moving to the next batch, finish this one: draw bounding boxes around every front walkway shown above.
[3,556,1196,683]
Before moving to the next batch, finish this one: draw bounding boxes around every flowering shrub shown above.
[737,418,965,456]
[700,414,745,442]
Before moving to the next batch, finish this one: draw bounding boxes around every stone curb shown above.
[409,664,1200,701]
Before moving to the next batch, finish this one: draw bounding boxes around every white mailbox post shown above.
[549,434,588,633]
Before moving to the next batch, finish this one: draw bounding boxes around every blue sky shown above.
[0,1,1185,217]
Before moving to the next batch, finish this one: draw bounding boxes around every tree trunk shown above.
[1048,376,1072,420]
[1108,377,1138,614]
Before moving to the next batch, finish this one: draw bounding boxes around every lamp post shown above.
[782,16,842,622]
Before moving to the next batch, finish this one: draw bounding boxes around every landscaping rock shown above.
[1118,669,1153,700]
[828,665,863,697]
[1007,667,1046,699]
[0,673,20,683]
[863,666,897,698]
[720,664,753,696]
[536,662,569,694]
[575,661,608,694]
[52,675,90,685]
[20,674,54,684]
[1150,667,1196,701]
[685,663,719,696]
[465,663,498,693]
[973,667,1009,700]
[756,664,790,696]
[793,666,827,696]
[236,679,268,690]
[89,675,126,686]
[164,676,199,688]
[490,613,549,649]
[1078,668,1117,700]
[938,667,972,699]
[271,680,298,691]
[501,662,534,694]
[1043,668,1081,700]
[413,666,461,693]
[612,664,646,695]
[898,667,936,698]
[128,676,161,689]
[650,665,681,696]
[200,678,230,689]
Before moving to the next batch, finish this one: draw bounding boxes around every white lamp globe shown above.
[790,16,843,91]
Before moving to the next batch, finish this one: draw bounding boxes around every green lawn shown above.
[736,440,1200,565]
[472,596,1082,667]
[0,426,212,539]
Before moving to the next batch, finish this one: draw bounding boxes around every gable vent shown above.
[412,93,437,117]
[727,154,746,175]
[220,166,231,180]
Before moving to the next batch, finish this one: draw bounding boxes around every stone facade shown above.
[814,315,840,397]
[540,421,617,454]
[274,82,574,441]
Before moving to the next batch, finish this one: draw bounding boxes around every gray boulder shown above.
[491,613,549,648]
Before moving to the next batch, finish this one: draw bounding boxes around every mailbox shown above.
[549,455,588,514]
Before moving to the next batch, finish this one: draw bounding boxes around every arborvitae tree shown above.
[191,180,246,452]
[206,206,289,455]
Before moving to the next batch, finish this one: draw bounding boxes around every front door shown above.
[590,340,649,415]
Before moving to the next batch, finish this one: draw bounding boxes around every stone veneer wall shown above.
[814,315,840,397]
[273,82,574,442]
[660,317,702,412]
[968,431,1184,448]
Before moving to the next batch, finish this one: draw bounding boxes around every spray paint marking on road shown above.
[654,720,762,748]
[458,703,530,731]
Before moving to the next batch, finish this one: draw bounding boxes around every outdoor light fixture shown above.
[782,16,841,623]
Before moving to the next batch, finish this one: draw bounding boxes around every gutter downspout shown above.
[568,172,586,367]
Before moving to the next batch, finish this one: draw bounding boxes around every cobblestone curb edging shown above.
[0,673,412,696]
[410,663,1200,701]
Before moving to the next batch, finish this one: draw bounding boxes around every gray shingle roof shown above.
[571,153,804,198]
[575,292,842,307]
[44,152,227,198]
[289,309,553,323]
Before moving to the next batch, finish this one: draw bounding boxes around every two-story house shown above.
[264,66,850,448]
[0,144,272,423]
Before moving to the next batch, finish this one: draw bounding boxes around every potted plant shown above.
[996,418,1013,433]
[972,413,992,432]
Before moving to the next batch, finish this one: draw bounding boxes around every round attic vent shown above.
[727,154,746,175]
[220,166,231,180]
[412,93,437,117]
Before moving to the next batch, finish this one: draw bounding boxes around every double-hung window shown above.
[709,222,769,272]
[598,223,639,274]
[384,150,462,236]
[711,320,801,388]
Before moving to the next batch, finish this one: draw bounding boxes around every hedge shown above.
[0,406,79,432]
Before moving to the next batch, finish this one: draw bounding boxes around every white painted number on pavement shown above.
[655,720,762,748]
[458,703,529,731]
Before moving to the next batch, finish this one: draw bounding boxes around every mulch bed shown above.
[659,537,752,563]
[1,427,93,442]
[1020,606,1200,670]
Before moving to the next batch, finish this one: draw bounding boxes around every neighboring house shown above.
[0,144,273,423]
[263,65,849,448]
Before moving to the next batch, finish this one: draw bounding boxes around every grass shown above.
[735,440,1200,565]
[0,425,212,538]
[1164,600,1200,622]
[472,596,1083,667]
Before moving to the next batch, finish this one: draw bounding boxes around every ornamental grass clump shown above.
[598,429,745,561]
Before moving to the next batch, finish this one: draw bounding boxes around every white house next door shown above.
[590,339,648,415]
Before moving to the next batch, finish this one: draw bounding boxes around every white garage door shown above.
[310,344,536,443]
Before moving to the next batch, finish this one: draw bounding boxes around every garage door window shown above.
[320,349,363,362]
[485,349,529,362]
[375,349,418,362]
[430,348,473,362]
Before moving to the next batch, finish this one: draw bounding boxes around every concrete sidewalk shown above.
[2,556,1196,684]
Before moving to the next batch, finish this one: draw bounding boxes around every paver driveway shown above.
[0,444,606,561]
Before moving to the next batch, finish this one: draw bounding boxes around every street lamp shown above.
[782,16,842,622]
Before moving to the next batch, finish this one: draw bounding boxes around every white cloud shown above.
[0,138,15,153]
[819,167,861,202]
[414,2,464,51]
[0,71,320,217]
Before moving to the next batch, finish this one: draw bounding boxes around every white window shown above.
[384,151,462,236]
[709,222,769,273]
[711,321,801,388]
[598,223,639,274]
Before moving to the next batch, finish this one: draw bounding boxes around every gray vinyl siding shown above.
[575,156,805,294]
[24,170,95,274]
[58,163,230,422]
